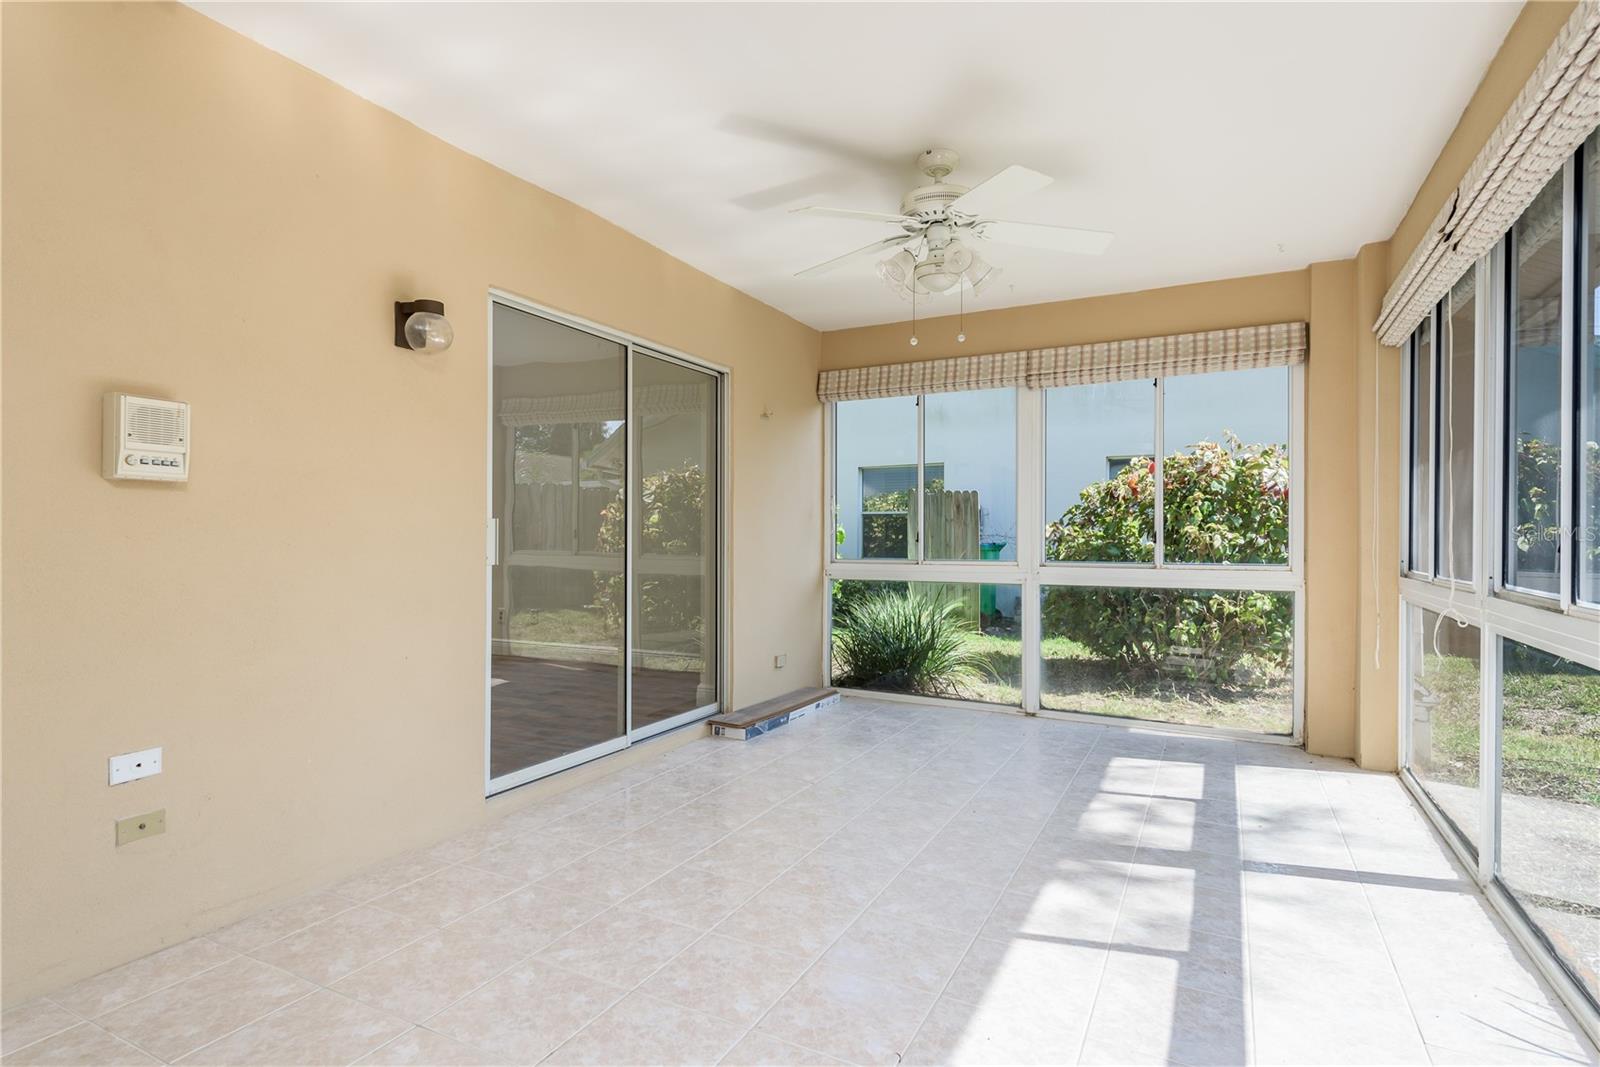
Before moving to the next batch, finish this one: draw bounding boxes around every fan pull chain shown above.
[909,286,918,346]
[958,285,967,344]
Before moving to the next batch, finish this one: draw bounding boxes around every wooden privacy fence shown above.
[911,488,982,623]
[915,489,981,560]
[510,483,614,551]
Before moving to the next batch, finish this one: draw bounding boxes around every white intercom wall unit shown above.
[103,393,190,482]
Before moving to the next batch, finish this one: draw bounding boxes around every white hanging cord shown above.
[1372,338,1383,671]
[958,285,967,344]
[909,285,919,347]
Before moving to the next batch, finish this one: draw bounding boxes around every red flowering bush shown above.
[1045,434,1289,565]
[1043,434,1292,681]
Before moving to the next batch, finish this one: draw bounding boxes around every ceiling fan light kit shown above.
[791,147,1112,344]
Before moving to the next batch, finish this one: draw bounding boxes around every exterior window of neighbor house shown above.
[859,463,943,558]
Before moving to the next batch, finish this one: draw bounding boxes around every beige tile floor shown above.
[5,698,1598,1066]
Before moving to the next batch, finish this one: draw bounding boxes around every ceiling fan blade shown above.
[790,205,917,225]
[731,170,854,211]
[795,235,912,278]
[949,164,1054,217]
[977,219,1114,255]
[717,116,905,176]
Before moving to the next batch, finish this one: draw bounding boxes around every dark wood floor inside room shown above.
[489,654,705,778]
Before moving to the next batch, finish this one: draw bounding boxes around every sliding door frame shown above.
[484,290,728,796]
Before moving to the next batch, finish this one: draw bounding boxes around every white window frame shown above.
[822,366,1306,744]
[1397,148,1600,1043]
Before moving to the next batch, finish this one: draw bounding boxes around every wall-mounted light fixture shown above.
[393,299,454,353]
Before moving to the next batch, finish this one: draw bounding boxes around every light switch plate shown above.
[116,809,166,846]
[774,654,787,668]
[109,747,163,785]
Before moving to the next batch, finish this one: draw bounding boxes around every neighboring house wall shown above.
[0,2,823,1004]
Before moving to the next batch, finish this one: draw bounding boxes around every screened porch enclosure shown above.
[823,325,1305,739]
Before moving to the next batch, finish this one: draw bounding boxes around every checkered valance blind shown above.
[1376,1,1600,347]
[815,321,1307,403]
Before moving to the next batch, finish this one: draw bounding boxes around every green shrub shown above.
[831,588,992,696]
[1042,586,1291,684]
[595,463,706,635]
[1046,433,1288,566]
[1042,433,1291,681]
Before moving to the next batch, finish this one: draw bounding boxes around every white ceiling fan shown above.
[791,148,1113,298]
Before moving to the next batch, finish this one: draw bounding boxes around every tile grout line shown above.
[1066,734,1169,1066]
[420,704,924,1064]
[169,734,764,1065]
[1313,765,1439,1066]
[728,723,1024,1065]
[894,728,1105,1063]
[536,707,950,1064]
[1234,744,1260,1067]
[3,1002,88,1059]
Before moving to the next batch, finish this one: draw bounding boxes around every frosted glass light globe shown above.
[404,311,454,352]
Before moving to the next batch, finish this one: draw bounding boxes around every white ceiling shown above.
[192,2,1520,332]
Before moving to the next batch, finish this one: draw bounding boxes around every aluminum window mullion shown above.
[1490,242,1510,595]
[1478,627,1503,885]
[1018,386,1043,713]
[913,396,925,563]
[1432,305,1445,580]
[1402,329,1417,575]
[622,346,635,740]
[1559,154,1578,613]
[1153,377,1166,568]
[1289,362,1307,582]
[1476,255,1493,594]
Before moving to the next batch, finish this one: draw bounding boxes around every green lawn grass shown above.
[1416,652,1599,807]
[936,631,1292,734]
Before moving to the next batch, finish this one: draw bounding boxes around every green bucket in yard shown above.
[979,542,1005,616]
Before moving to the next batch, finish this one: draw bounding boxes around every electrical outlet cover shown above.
[116,810,166,846]
[109,747,163,785]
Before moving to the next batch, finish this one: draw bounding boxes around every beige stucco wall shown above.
[819,269,1311,369]
[1,1,823,1004]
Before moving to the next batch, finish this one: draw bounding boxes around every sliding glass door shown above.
[488,300,721,794]
[631,350,720,730]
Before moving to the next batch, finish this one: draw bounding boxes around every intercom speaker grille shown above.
[126,401,187,447]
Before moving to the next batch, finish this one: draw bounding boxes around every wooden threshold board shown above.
[708,687,839,740]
